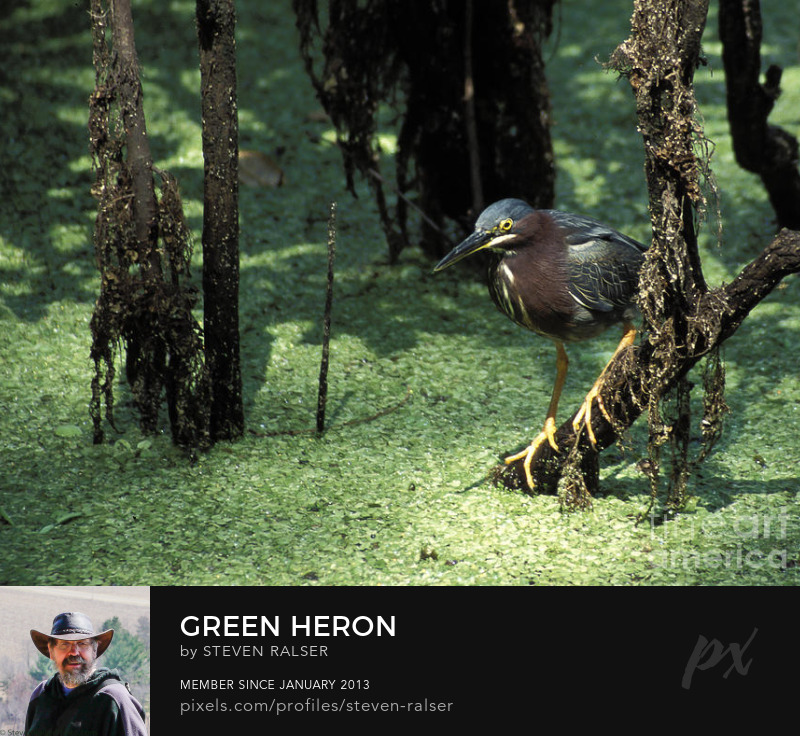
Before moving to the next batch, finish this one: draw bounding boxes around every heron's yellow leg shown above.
[505,341,568,489]
[573,322,637,446]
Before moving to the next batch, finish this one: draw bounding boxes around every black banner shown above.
[151,586,793,728]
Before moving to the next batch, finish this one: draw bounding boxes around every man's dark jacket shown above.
[25,666,146,736]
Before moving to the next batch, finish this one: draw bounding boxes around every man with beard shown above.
[25,612,147,735]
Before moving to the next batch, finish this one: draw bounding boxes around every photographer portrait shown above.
[25,612,147,736]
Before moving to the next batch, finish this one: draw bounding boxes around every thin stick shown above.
[463,0,484,215]
[366,168,453,244]
[316,202,337,434]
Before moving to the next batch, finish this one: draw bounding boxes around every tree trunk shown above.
[109,0,160,279]
[294,0,557,262]
[719,0,800,230]
[90,0,211,450]
[500,0,800,509]
[196,0,244,441]
[394,0,557,257]
[109,0,164,434]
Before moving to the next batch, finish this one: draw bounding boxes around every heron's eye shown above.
[499,218,513,231]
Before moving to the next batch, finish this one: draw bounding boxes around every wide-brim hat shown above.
[30,612,114,658]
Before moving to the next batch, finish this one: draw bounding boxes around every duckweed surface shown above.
[1,0,798,585]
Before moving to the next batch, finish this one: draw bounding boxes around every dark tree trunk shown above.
[109,0,160,279]
[107,0,164,435]
[196,0,244,441]
[473,1,556,213]
[294,0,556,262]
[500,0,800,509]
[394,0,557,256]
[719,0,800,230]
[90,0,211,450]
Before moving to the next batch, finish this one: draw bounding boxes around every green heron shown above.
[434,198,647,490]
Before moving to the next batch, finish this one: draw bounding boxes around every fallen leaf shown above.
[306,108,330,123]
[239,149,284,188]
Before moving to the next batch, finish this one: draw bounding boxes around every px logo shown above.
[682,628,758,689]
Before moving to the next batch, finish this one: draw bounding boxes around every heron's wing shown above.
[545,210,648,314]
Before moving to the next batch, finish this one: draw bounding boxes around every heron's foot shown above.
[504,417,558,489]
[572,382,613,447]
